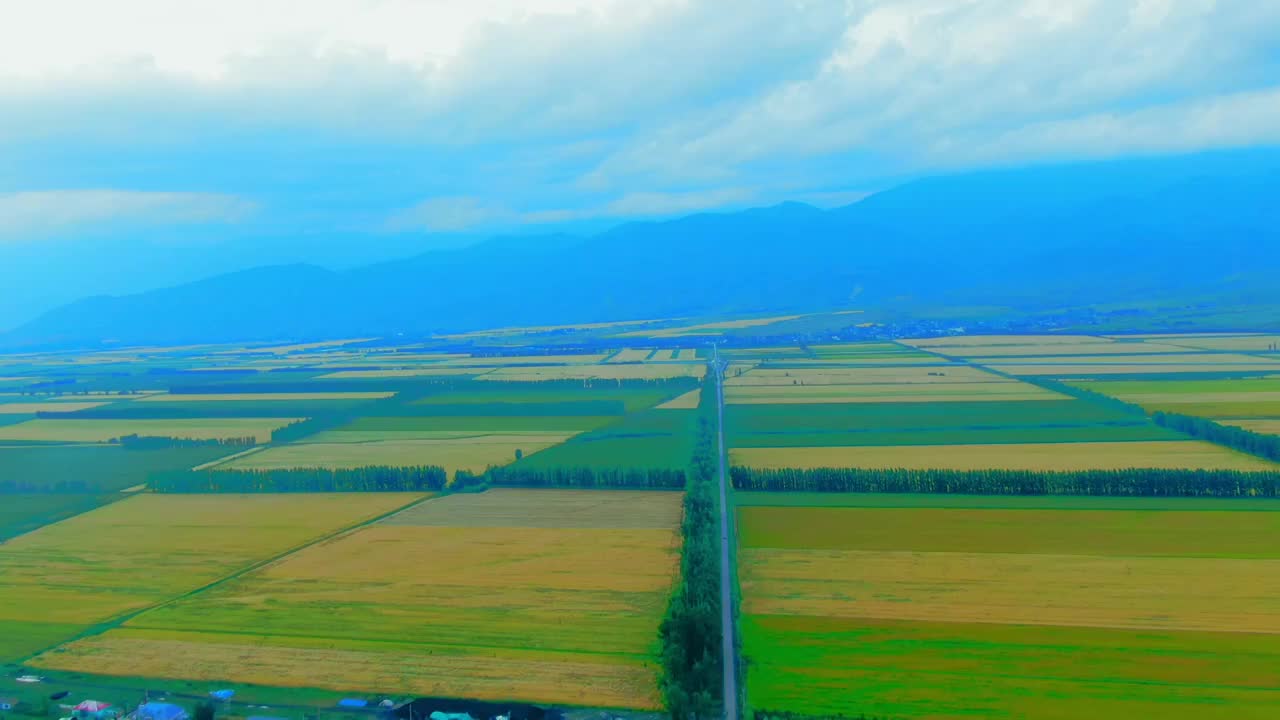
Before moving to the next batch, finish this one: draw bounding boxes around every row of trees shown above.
[113,434,255,449]
[659,373,723,719]
[485,465,686,489]
[730,466,1280,497]
[150,465,448,493]
[1153,411,1280,462]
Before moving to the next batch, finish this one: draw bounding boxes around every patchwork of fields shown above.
[4,332,1280,718]
[34,490,682,709]
[737,496,1280,719]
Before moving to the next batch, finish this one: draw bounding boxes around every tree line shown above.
[730,466,1280,497]
[1153,411,1280,463]
[113,434,255,449]
[150,465,448,493]
[484,466,686,489]
[660,372,723,719]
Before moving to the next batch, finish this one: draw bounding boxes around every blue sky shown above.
[2,0,1280,326]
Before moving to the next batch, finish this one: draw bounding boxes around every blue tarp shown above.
[338,699,368,709]
[136,703,188,720]
[209,692,235,702]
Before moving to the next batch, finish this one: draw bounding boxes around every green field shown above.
[0,494,115,542]
[738,500,1280,719]
[0,444,242,492]
[514,408,697,469]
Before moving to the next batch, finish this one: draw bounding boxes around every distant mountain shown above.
[8,148,1280,347]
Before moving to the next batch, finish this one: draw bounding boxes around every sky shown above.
[1,0,1280,327]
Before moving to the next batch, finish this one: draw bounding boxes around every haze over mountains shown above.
[8,149,1279,348]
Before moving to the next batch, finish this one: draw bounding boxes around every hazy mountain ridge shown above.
[8,149,1279,348]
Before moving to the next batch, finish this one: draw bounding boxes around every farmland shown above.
[36,490,683,709]
[738,499,1280,718]
[4,331,1280,718]
[3,493,422,662]
[731,440,1276,471]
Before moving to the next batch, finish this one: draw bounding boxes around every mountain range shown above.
[8,148,1279,348]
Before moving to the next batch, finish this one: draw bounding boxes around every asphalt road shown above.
[712,348,739,720]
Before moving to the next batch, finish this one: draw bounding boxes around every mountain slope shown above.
[8,148,1279,347]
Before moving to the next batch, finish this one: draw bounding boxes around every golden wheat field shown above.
[730,440,1279,471]
[37,490,683,709]
[724,365,1006,386]
[138,391,394,402]
[479,363,705,381]
[656,389,702,409]
[724,382,1062,404]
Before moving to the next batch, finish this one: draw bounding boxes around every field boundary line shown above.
[16,492,438,665]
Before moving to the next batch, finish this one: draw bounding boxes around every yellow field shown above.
[214,338,377,355]
[225,433,578,473]
[479,363,705,381]
[0,401,112,414]
[438,354,610,367]
[985,353,1276,365]
[1222,420,1280,436]
[656,389,701,409]
[138,392,394,402]
[730,440,1278,471]
[0,418,302,444]
[903,334,1113,347]
[725,382,1063,404]
[1157,335,1280,352]
[0,493,421,632]
[315,368,479,379]
[37,490,682,708]
[726,365,1003,386]
[648,350,676,361]
[607,348,655,362]
[990,361,1280,376]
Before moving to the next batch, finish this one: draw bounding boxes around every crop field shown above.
[656,389,701,409]
[1071,378,1280,419]
[0,494,112,542]
[515,409,696,469]
[5,493,421,663]
[738,501,1280,718]
[438,353,612,366]
[39,490,683,709]
[0,417,301,443]
[225,432,579,473]
[0,445,242,492]
[139,391,394,402]
[724,364,999,386]
[607,348,655,362]
[479,363,705,381]
[315,367,481,379]
[732,439,1276,471]
[0,401,115,414]
[1223,419,1280,436]
[725,382,1061,404]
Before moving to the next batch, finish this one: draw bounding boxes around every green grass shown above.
[0,619,88,663]
[732,491,1280,512]
[0,445,239,493]
[743,616,1280,720]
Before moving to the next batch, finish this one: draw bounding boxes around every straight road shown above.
[712,346,740,719]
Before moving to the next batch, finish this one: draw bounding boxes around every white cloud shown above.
[385,195,510,231]
[0,190,255,239]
